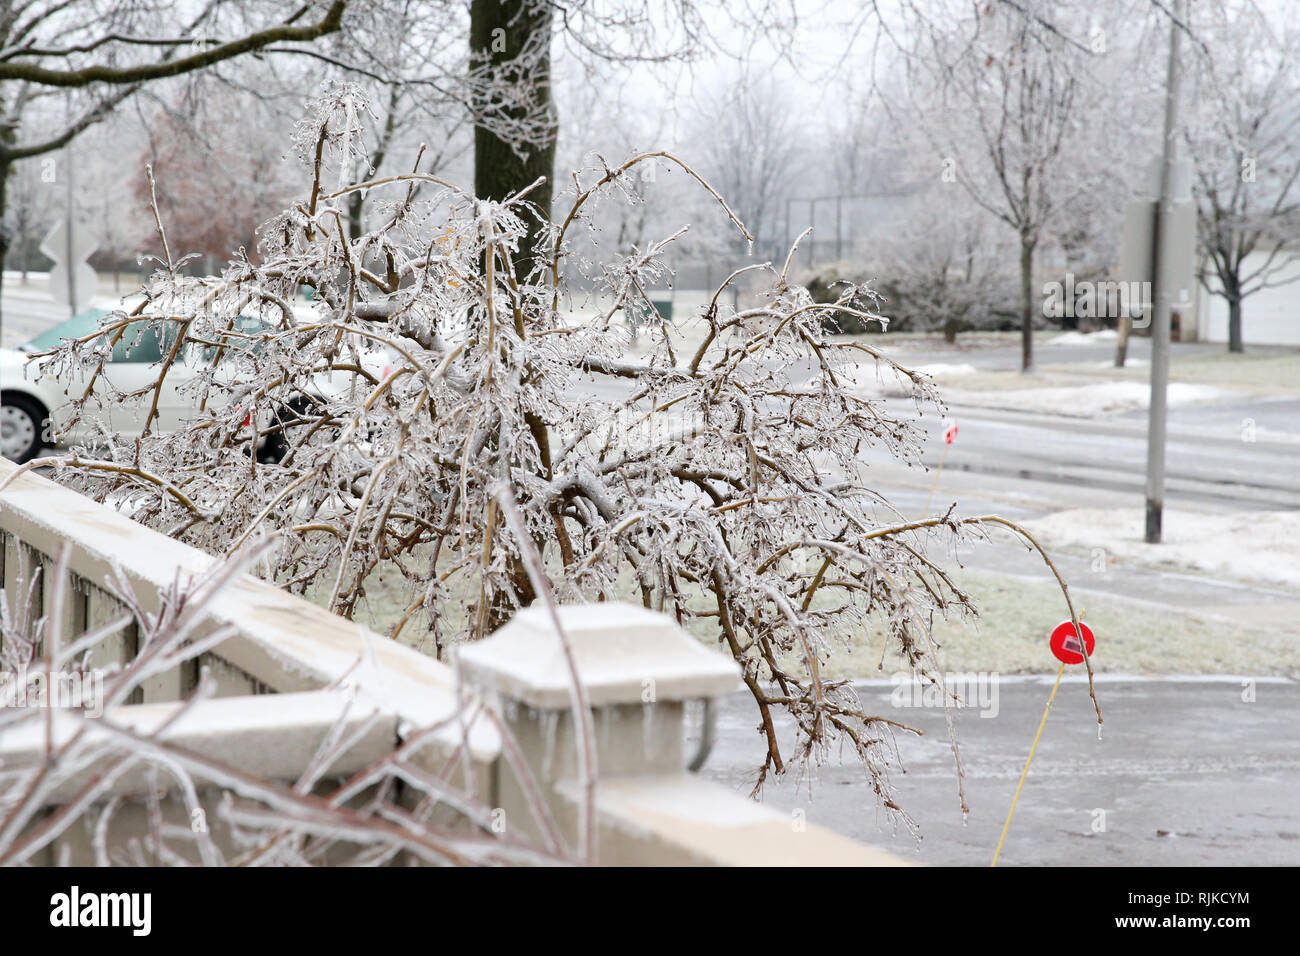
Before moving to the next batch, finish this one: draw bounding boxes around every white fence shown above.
[0,458,902,866]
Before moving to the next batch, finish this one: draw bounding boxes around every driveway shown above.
[698,676,1300,865]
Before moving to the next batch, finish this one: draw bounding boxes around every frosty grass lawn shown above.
[333,560,1294,680]
[1163,348,1300,390]
[817,566,1296,679]
[931,346,1300,396]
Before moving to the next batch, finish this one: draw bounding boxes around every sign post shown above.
[1144,0,1185,544]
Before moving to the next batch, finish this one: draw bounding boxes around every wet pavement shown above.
[699,677,1300,865]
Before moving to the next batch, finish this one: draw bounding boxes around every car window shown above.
[21,308,109,352]
[110,322,176,364]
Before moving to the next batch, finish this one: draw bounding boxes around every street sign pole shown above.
[1145,0,1183,545]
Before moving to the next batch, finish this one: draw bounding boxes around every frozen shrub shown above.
[28,88,1095,822]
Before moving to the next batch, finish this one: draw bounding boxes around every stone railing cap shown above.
[456,602,741,709]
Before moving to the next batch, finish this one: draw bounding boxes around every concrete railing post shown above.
[457,602,908,865]
[456,602,740,851]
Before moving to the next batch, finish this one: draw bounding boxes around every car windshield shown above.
[19,310,269,365]
[111,322,175,364]
[19,308,110,353]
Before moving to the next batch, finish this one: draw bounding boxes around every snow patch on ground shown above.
[1023,508,1300,592]
[912,362,978,377]
[1052,329,1119,346]
[942,380,1232,417]
[1095,358,1148,368]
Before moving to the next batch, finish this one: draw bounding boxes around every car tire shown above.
[1,393,45,464]
[258,396,316,464]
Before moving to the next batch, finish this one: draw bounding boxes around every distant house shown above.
[1190,248,1300,346]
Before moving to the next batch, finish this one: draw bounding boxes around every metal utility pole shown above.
[1144,0,1183,544]
[64,144,78,317]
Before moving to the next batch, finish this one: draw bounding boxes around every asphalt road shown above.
[816,333,1300,514]
[840,340,1300,631]
[913,393,1300,513]
[698,677,1300,866]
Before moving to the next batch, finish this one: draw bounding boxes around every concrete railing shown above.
[0,457,903,866]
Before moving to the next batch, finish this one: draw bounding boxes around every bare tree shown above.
[466,0,751,269]
[897,0,1097,371]
[827,89,911,199]
[2,146,57,282]
[1182,0,1300,353]
[469,0,556,273]
[696,72,803,254]
[555,58,674,260]
[132,90,298,263]
[875,194,1019,341]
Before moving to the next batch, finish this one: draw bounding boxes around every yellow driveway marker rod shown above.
[991,608,1090,867]
[924,417,958,516]
[891,417,956,675]
[990,660,1066,867]
[923,443,951,515]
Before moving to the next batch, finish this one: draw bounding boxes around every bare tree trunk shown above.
[1019,235,1035,372]
[470,0,555,275]
[1227,293,1243,353]
[468,0,557,635]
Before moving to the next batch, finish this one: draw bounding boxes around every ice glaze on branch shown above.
[0,3,348,87]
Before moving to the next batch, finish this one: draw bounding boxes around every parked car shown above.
[0,308,387,463]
